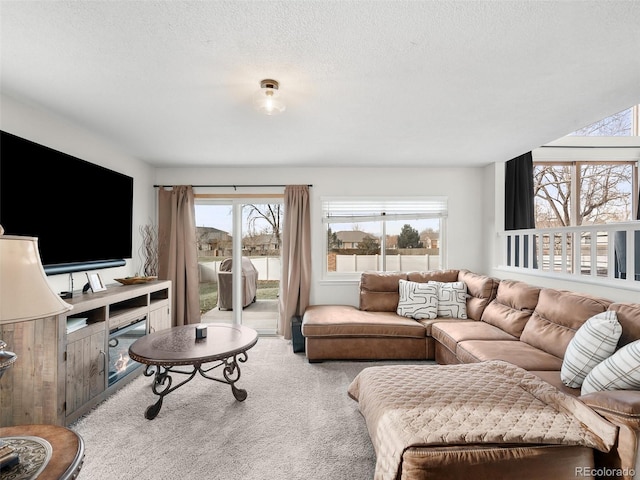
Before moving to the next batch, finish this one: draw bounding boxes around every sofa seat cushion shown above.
[432,321,518,353]
[530,371,581,397]
[417,317,473,336]
[520,288,611,359]
[456,340,563,370]
[302,305,426,339]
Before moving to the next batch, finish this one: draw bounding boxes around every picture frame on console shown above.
[86,273,106,292]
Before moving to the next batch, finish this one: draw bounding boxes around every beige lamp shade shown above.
[0,234,73,323]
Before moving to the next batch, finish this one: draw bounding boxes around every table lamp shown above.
[0,226,73,379]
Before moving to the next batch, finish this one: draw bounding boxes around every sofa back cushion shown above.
[359,272,407,312]
[609,303,640,348]
[456,270,499,321]
[407,269,460,283]
[520,288,612,359]
[481,280,541,338]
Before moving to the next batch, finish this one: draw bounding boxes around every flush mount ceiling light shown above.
[255,79,286,116]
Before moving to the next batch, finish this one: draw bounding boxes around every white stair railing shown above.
[500,222,640,289]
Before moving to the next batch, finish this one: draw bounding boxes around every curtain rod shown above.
[539,145,640,148]
[154,184,313,188]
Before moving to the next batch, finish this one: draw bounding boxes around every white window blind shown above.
[322,197,448,224]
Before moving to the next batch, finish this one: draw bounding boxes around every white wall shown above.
[156,166,487,306]
[0,93,156,294]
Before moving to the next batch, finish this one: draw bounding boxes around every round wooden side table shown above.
[0,424,84,480]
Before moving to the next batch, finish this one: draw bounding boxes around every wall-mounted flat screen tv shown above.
[0,130,133,275]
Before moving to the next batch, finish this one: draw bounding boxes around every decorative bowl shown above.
[114,276,157,285]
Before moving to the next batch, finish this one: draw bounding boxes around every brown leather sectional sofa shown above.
[301,269,640,479]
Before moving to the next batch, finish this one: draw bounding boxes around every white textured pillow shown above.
[561,311,621,388]
[396,280,439,320]
[428,281,467,319]
[581,339,640,395]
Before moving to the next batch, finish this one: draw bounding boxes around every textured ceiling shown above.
[1,1,639,168]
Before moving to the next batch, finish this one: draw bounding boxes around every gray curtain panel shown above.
[158,185,201,326]
[278,185,311,339]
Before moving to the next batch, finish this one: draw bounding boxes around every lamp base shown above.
[0,349,17,380]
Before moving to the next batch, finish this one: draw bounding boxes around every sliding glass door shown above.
[195,198,282,335]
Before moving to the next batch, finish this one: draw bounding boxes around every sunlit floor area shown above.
[201,299,279,335]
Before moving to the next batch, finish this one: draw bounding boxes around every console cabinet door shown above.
[66,323,106,415]
[149,304,171,333]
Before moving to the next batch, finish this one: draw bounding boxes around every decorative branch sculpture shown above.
[139,224,159,277]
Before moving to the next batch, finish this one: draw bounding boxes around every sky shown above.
[195,204,275,235]
[195,204,233,232]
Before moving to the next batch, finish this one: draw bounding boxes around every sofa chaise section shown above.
[302,305,427,362]
[301,269,499,362]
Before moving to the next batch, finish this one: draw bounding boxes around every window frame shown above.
[533,160,639,228]
[568,104,640,137]
[321,196,448,281]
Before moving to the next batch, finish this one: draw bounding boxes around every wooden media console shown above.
[0,280,172,426]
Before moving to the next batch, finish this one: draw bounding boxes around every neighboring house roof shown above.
[244,234,279,247]
[197,226,231,242]
[421,231,440,240]
[335,230,372,243]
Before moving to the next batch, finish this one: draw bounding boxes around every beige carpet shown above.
[70,337,428,480]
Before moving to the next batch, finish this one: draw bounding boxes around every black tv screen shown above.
[0,130,133,275]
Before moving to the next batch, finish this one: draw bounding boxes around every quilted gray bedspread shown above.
[348,360,617,480]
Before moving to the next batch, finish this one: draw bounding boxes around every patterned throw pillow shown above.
[428,281,468,319]
[396,280,439,320]
[581,339,640,395]
[561,311,622,388]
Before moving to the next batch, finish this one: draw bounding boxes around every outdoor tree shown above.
[534,163,633,227]
[398,224,423,248]
[570,108,633,136]
[386,234,398,248]
[358,235,380,255]
[245,204,283,248]
[196,227,213,252]
[327,227,342,250]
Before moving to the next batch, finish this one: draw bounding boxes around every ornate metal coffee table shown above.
[129,322,258,420]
